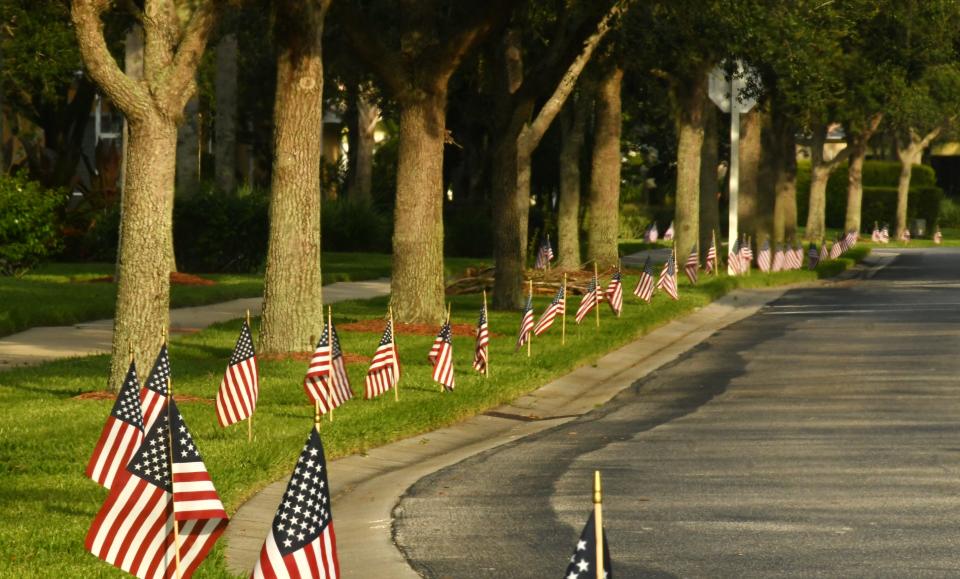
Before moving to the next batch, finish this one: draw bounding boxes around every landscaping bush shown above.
[173,186,270,272]
[445,204,493,258]
[321,198,392,253]
[0,172,65,275]
[939,197,960,228]
[797,159,942,229]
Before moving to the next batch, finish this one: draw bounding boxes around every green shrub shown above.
[321,199,392,253]
[173,186,270,272]
[619,202,655,240]
[444,204,492,258]
[939,198,960,228]
[797,159,942,229]
[0,172,65,275]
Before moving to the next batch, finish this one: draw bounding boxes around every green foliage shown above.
[173,186,270,273]
[619,202,655,240]
[938,198,960,228]
[444,205,493,258]
[0,172,65,275]
[797,159,942,229]
[322,199,392,253]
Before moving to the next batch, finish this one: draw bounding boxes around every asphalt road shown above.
[394,248,960,578]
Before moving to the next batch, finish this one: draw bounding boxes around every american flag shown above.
[141,344,171,432]
[663,221,675,240]
[472,301,489,373]
[740,239,753,272]
[784,243,800,270]
[516,294,535,350]
[934,229,943,244]
[727,239,742,276]
[901,227,912,243]
[643,222,659,243]
[86,361,144,489]
[757,239,771,272]
[683,245,699,284]
[535,235,554,270]
[705,238,718,274]
[215,321,259,428]
[562,511,612,579]
[252,426,339,578]
[771,244,785,272]
[871,224,881,242]
[819,241,829,264]
[880,225,890,243]
[829,238,843,259]
[364,319,400,399]
[304,323,353,415]
[605,267,623,316]
[807,243,820,270]
[633,257,655,303]
[575,274,600,324]
[794,243,806,269]
[85,398,227,578]
[533,285,565,336]
[431,321,455,391]
[658,252,679,300]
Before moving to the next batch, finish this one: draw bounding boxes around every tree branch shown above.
[71,0,151,120]
[336,3,409,99]
[159,0,222,116]
[426,0,517,87]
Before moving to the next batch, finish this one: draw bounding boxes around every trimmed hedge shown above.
[797,159,942,229]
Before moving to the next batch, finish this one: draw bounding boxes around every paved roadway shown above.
[394,248,960,578]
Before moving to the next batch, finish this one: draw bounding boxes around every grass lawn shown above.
[618,238,672,255]
[0,253,489,338]
[0,247,868,577]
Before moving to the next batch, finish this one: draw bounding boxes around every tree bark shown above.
[346,90,378,203]
[771,112,797,243]
[737,109,762,237]
[804,123,850,240]
[754,107,775,243]
[586,63,622,267]
[259,0,329,354]
[844,138,866,233]
[698,96,720,259]
[894,126,941,238]
[556,88,590,270]
[176,96,201,194]
[214,33,238,193]
[674,70,708,261]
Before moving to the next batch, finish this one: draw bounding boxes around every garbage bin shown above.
[911,218,926,237]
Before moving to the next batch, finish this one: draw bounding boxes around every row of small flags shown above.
[871,222,943,244]
[643,221,674,243]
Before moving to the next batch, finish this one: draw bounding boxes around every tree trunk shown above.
[214,34,238,193]
[674,71,707,260]
[698,97,720,259]
[390,94,448,323]
[753,107,775,243]
[491,122,526,309]
[844,137,866,233]
[259,0,328,354]
[895,150,915,239]
[737,109,762,237]
[806,165,830,241]
[176,96,201,194]
[556,90,589,270]
[346,90,378,203]
[586,64,622,268]
[771,113,797,243]
[109,117,177,391]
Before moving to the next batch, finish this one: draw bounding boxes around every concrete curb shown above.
[224,282,844,577]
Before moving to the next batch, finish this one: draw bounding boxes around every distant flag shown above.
[829,238,843,260]
[575,274,600,325]
[430,321,455,391]
[252,423,339,578]
[633,257,655,303]
[658,251,679,301]
[787,243,803,270]
[644,222,659,243]
[472,298,490,374]
[727,238,742,276]
[535,235,555,270]
[807,243,820,270]
[934,228,943,244]
[516,293,535,350]
[757,239,771,273]
[605,267,623,316]
[819,241,829,264]
[365,318,400,399]
[663,221,675,241]
[771,244,785,272]
[85,398,227,578]
[705,237,718,274]
[86,361,144,489]
[215,320,259,428]
[534,284,566,336]
[683,245,699,284]
[880,224,890,243]
[741,238,753,272]
[901,228,911,243]
[304,321,353,415]
[141,343,170,432]
[562,511,613,579]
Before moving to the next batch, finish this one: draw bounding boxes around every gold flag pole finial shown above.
[593,470,604,579]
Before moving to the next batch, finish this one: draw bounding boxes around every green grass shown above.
[618,238,672,255]
[0,248,867,577]
[0,254,490,338]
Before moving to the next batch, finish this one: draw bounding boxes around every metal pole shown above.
[727,64,741,275]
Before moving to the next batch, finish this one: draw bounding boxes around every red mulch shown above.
[75,391,212,404]
[339,319,498,337]
[260,351,369,364]
[85,272,217,286]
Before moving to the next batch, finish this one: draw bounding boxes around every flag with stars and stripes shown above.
[575,274,600,324]
[516,294,535,350]
[252,425,339,579]
[793,243,806,269]
[633,257,655,303]
[535,236,555,270]
[757,239,771,273]
[328,324,353,406]
[365,319,400,399]
[605,268,623,316]
[663,221,674,241]
[534,285,566,336]
[304,323,353,416]
[472,302,489,373]
[705,238,718,274]
[85,398,227,579]
[215,321,259,428]
[819,241,829,264]
[771,244,785,272]
[657,252,679,301]
[807,243,820,270]
[727,239,742,276]
[740,239,753,272]
[431,322,455,391]
[871,224,881,242]
[562,511,612,579]
[643,222,658,243]
[829,238,843,260]
[683,245,699,284]
[141,344,171,432]
[86,361,144,489]
[934,229,943,244]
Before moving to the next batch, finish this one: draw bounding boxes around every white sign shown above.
[708,61,759,114]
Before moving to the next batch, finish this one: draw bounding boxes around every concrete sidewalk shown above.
[0,278,390,371]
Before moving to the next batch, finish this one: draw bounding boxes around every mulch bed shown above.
[339,319,498,337]
[259,351,369,364]
[74,391,213,404]
[84,272,217,286]
[446,266,641,296]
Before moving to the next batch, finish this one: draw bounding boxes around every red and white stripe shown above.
[605,277,623,317]
[141,389,166,433]
[86,417,143,490]
[172,462,227,520]
[432,342,455,391]
[633,272,654,303]
[364,333,400,400]
[252,522,339,579]
[533,290,565,336]
[516,302,535,349]
[472,310,489,373]
[215,356,258,428]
